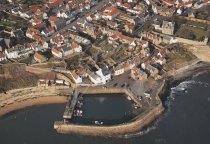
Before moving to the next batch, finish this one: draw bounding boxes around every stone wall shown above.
[176,37,207,46]
[54,86,165,137]
[55,103,164,137]
[80,87,141,107]
[25,66,51,74]
[178,16,210,25]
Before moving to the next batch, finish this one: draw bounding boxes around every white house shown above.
[18,10,32,19]
[136,39,148,48]
[5,48,20,59]
[96,66,111,84]
[70,71,82,84]
[51,47,62,58]
[61,46,73,57]
[87,70,102,84]
[71,42,82,53]
[41,27,55,37]
[112,65,124,76]
[102,6,120,20]
[11,7,19,15]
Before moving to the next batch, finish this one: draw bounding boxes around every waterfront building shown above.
[96,66,111,84]
[70,71,83,84]
[87,70,102,84]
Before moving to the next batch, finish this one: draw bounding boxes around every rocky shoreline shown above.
[159,61,210,98]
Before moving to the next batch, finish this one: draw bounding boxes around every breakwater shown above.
[54,86,164,136]
[54,103,164,137]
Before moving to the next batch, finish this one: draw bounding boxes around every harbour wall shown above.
[79,87,142,107]
[55,103,164,137]
[54,85,165,137]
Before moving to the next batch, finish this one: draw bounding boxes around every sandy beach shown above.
[0,96,68,117]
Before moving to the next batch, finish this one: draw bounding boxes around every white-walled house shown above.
[61,46,73,57]
[112,65,125,76]
[87,70,102,84]
[70,71,82,84]
[96,66,111,84]
[5,48,20,59]
[51,47,62,58]
[102,6,120,20]
[71,42,82,53]
[41,27,55,37]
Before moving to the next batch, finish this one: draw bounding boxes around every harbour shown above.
[1,72,210,144]
[59,90,141,126]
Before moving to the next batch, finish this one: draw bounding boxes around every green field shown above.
[186,20,208,28]
[165,45,197,70]
[176,25,209,41]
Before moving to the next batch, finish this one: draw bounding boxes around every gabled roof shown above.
[0,53,6,58]
[49,16,59,22]
[61,46,72,52]
[34,52,46,62]
[101,66,111,76]
[52,47,62,54]
[71,70,79,80]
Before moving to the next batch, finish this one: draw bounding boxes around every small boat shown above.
[127,96,131,100]
[94,121,103,125]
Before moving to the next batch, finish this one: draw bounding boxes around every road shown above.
[45,0,110,41]
[134,14,157,35]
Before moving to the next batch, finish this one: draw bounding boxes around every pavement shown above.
[103,70,157,107]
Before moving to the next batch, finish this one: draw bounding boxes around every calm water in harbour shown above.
[70,93,136,125]
[0,73,210,144]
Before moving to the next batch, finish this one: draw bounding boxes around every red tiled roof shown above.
[52,47,62,54]
[0,53,5,59]
[103,6,120,16]
[71,42,80,49]
[34,52,46,62]
[32,34,41,40]
[47,27,54,31]
[71,71,78,80]
[49,16,59,22]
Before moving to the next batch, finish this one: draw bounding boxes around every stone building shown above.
[161,21,175,35]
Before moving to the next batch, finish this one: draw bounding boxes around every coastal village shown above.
[0,0,210,136]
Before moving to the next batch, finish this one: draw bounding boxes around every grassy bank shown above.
[176,25,209,41]
[165,44,197,71]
